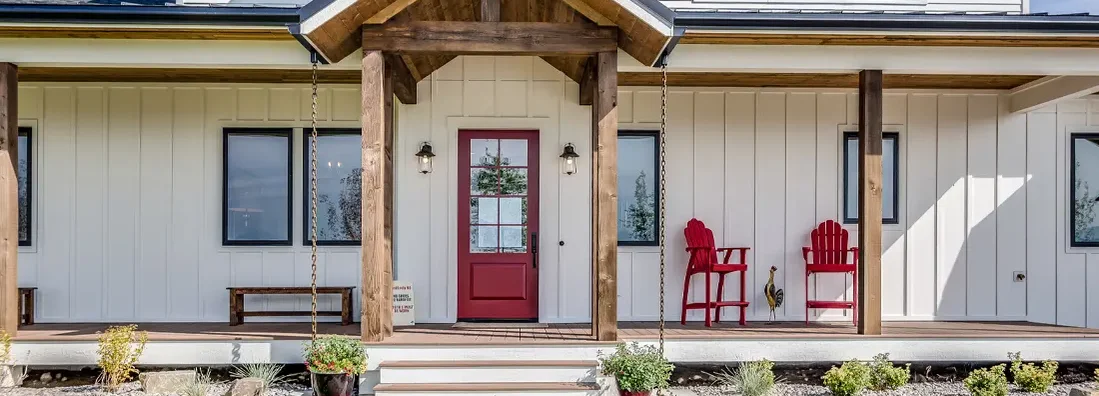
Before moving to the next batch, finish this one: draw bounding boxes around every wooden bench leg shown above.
[24,291,33,326]
[229,291,243,326]
[341,290,352,326]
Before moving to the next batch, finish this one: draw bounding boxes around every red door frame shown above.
[457,129,540,320]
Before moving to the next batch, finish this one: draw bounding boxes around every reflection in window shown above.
[843,132,900,224]
[18,128,30,246]
[617,132,659,246]
[1073,134,1099,247]
[223,128,291,245]
[305,130,362,245]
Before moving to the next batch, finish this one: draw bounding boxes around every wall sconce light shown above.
[560,143,579,175]
[415,142,435,174]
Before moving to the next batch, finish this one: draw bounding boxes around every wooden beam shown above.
[592,51,617,342]
[558,0,616,26]
[0,63,16,336]
[19,67,361,84]
[617,72,1042,90]
[480,0,500,22]
[681,32,1099,48]
[857,70,883,336]
[361,22,617,55]
[384,53,418,104]
[365,0,421,24]
[0,26,292,40]
[1009,75,1099,113]
[579,58,595,106]
[361,51,395,342]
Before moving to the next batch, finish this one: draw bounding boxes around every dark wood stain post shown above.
[592,51,618,341]
[857,70,883,336]
[0,63,15,335]
[361,50,396,342]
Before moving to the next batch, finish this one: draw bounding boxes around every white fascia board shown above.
[0,22,287,31]
[300,0,357,33]
[624,44,1099,75]
[0,38,361,69]
[1009,75,1099,113]
[684,28,1099,38]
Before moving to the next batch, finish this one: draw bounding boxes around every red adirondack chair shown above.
[803,220,859,325]
[682,218,750,327]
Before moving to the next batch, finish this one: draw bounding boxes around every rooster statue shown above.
[764,266,784,322]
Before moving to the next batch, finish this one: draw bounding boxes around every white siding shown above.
[659,0,1024,13]
[617,87,1095,324]
[18,83,364,323]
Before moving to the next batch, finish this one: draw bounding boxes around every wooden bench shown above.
[227,287,355,326]
[19,287,35,326]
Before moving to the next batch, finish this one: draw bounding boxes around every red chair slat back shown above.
[684,218,717,271]
[810,220,849,265]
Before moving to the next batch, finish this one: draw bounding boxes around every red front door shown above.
[458,130,540,320]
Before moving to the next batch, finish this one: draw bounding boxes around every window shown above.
[843,132,900,225]
[1072,133,1099,247]
[223,128,292,245]
[18,127,30,247]
[617,131,660,246]
[304,129,362,245]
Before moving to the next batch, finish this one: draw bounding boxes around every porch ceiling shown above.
[299,0,672,81]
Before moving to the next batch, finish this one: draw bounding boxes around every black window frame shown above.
[222,127,294,246]
[843,131,900,225]
[617,130,661,247]
[18,127,31,247]
[1071,132,1099,248]
[302,128,362,246]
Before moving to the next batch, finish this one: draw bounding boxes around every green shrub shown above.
[303,336,368,375]
[96,325,148,391]
[1008,352,1057,393]
[1094,368,1098,383]
[230,363,291,389]
[868,353,910,391]
[598,343,674,392]
[963,364,1008,396]
[710,360,776,396]
[822,360,871,396]
[0,330,10,365]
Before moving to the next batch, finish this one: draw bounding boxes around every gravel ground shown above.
[2,382,311,396]
[673,382,1099,396]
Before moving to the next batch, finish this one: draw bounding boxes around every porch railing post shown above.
[0,63,17,336]
[857,70,883,335]
[361,50,395,342]
[592,51,618,341]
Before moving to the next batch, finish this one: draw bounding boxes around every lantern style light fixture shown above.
[560,143,579,175]
[415,142,435,174]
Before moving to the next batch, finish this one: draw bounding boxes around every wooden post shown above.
[480,0,499,22]
[0,63,16,335]
[361,51,395,342]
[591,51,617,341]
[857,70,883,336]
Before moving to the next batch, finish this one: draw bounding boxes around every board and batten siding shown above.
[17,83,366,322]
[658,0,1025,13]
[617,87,1098,326]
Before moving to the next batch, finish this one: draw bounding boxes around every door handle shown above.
[531,232,538,269]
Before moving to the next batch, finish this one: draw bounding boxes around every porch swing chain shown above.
[657,58,668,356]
[309,54,320,343]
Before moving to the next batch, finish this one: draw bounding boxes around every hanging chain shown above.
[309,56,320,342]
[657,59,668,356]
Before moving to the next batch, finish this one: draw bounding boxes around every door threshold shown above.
[452,322,548,329]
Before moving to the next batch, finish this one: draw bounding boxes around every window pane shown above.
[474,197,499,224]
[617,134,658,244]
[471,139,498,166]
[1073,135,1099,245]
[500,139,528,166]
[226,131,290,243]
[471,226,498,253]
[17,132,29,245]
[844,133,899,223]
[307,133,362,242]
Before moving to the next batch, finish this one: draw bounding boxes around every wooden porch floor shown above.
[13,321,1099,344]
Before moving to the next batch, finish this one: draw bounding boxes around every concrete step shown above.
[378,360,598,384]
[372,382,602,396]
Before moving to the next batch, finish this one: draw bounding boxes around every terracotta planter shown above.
[309,372,357,396]
[619,390,652,396]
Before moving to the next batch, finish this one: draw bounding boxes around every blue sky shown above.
[1031,0,1099,13]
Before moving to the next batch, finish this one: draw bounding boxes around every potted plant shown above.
[599,343,674,396]
[303,336,368,396]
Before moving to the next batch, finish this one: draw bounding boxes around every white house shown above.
[4,0,1099,392]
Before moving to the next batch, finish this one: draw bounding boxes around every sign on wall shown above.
[393,281,415,326]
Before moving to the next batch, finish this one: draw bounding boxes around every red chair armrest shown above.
[716,247,750,264]
[849,247,860,265]
[802,247,811,264]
